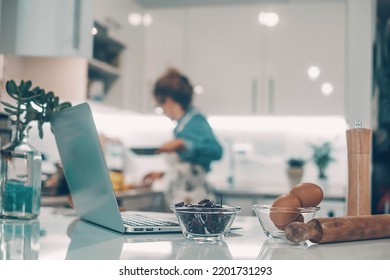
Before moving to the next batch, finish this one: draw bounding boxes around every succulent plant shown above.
[1,80,71,144]
[310,141,335,179]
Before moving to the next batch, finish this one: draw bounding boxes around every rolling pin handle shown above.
[285,221,322,243]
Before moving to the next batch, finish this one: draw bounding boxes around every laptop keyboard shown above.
[121,214,179,227]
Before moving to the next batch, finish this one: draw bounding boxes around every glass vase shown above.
[0,133,42,219]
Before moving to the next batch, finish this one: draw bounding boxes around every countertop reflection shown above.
[0,219,40,260]
[258,237,390,260]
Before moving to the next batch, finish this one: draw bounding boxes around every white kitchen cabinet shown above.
[142,8,188,112]
[188,3,346,115]
[143,7,254,114]
[0,0,93,57]
[144,1,346,116]
[187,6,260,115]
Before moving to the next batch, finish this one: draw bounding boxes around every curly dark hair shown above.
[153,68,193,110]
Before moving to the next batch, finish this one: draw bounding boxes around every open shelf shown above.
[87,21,126,99]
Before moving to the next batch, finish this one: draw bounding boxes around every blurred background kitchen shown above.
[0,0,388,217]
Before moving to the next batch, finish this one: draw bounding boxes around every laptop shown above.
[50,102,181,234]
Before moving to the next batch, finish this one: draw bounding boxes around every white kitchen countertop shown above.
[1,207,389,260]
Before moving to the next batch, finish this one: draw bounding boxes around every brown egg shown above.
[290,182,323,207]
[274,213,304,230]
[270,194,301,228]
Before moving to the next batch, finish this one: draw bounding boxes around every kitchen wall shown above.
[0,56,87,103]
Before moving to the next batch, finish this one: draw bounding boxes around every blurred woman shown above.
[143,68,223,205]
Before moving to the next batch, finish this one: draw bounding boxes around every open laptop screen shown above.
[50,102,125,232]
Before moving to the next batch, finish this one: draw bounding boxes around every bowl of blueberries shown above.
[170,199,241,242]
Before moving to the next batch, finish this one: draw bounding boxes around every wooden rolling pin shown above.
[285,215,390,244]
[346,121,372,216]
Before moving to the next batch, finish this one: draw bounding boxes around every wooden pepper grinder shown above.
[346,120,372,216]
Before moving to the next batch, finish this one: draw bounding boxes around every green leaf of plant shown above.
[5,80,18,95]
[23,80,32,92]
[18,80,25,92]
[54,96,59,107]
[57,102,72,111]
[0,101,17,109]
[45,92,54,103]
[3,79,72,142]
[35,92,47,104]
[3,107,17,115]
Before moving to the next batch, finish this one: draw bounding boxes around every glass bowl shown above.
[252,204,320,240]
[170,204,241,242]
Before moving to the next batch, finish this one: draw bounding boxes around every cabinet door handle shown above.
[251,78,258,114]
[72,0,81,50]
[268,78,275,115]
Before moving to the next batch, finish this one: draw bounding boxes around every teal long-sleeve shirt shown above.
[174,107,223,172]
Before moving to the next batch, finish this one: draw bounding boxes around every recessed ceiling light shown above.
[194,85,204,95]
[307,66,320,80]
[143,14,153,26]
[128,13,142,26]
[258,12,279,27]
[321,82,334,96]
[91,27,98,35]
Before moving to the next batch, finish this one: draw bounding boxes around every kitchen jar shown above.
[0,131,42,219]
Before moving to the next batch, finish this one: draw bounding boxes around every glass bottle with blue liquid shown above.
[0,128,42,219]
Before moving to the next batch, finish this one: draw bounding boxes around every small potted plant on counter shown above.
[286,157,306,187]
[310,141,335,180]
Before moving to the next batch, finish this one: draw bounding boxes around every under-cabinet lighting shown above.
[207,115,348,133]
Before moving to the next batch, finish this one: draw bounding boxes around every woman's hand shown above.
[157,138,185,153]
[142,172,165,187]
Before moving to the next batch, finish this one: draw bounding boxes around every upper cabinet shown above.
[143,1,346,116]
[0,0,93,57]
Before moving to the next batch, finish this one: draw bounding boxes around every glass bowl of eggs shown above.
[252,182,323,240]
[252,204,320,239]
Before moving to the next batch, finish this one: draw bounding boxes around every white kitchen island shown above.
[1,207,389,260]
